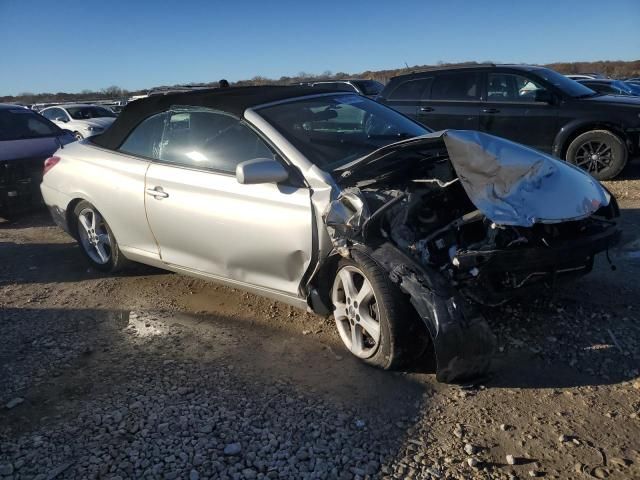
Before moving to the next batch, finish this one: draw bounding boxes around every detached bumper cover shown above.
[364,243,496,383]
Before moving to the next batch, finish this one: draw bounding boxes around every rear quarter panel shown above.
[42,141,158,254]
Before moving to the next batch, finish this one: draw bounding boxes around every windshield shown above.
[535,68,597,98]
[352,80,384,96]
[0,109,61,141]
[612,81,634,94]
[257,94,430,170]
[66,106,117,120]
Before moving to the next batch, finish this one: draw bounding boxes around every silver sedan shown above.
[41,86,620,382]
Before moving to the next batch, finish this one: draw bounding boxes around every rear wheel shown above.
[566,130,627,180]
[331,252,427,369]
[73,201,126,272]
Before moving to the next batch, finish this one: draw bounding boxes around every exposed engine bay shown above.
[373,179,618,306]
[322,130,620,382]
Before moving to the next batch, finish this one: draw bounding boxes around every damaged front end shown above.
[323,130,620,383]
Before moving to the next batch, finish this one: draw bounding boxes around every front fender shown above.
[356,243,496,383]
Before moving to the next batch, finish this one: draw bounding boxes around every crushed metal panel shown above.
[367,243,495,383]
[442,130,610,226]
[323,188,370,255]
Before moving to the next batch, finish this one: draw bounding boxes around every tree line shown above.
[2,60,639,105]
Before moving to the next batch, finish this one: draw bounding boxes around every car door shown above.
[143,107,314,296]
[417,71,481,131]
[379,77,433,121]
[479,72,559,152]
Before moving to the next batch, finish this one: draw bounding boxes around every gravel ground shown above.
[1,170,639,480]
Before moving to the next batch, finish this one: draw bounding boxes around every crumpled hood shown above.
[442,130,609,226]
[338,130,610,227]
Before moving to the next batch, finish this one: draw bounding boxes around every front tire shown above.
[73,131,84,141]
[566,130,627,180]
[331,252,426,369]
[73,201,126,272]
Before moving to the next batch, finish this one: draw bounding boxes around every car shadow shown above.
[0,241,164,285]
[0,208,52,229]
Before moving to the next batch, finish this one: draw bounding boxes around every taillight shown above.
[43,156,60,175]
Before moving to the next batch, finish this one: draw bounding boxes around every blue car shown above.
[577,79,640,96]
[0,104,75,218]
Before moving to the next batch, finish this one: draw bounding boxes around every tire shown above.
[330,251,427,369]
[74,131,84,141]
[72,201,127,272]
[565,130,627,180]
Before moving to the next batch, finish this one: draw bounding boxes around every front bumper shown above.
[454,222,621,305]
[363,217,620,383]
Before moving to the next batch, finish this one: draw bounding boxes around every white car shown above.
[40,104,117,140]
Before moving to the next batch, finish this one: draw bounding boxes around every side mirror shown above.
[236,158,289,185]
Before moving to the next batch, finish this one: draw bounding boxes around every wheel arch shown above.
[65,195,102,239]
[553,120,629,159]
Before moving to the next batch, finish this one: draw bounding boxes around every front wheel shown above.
[74,131,84,141]
[331,252,427,369]
[73,201,126,272]
[566,130,627,180]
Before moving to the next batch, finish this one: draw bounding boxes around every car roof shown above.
[43,104,99,109]
[0,103,33,110]
[388,64,546,82]
[312,79,373,83]
[93,85,336,150]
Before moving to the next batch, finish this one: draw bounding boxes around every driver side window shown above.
[158,109,275,173]
[487,73,548,102]
[44,108,66,121]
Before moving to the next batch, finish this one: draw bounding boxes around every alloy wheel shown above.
[77,207,112,265]
[331,266,381,359]
[574,140,613,175]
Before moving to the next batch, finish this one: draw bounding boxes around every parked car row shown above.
[3,65,640,223]
[299,79,385,98]
[40,104,117,140]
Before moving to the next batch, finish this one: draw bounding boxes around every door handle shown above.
[419,106,434,112]
[481,108,500,114]
[146,186,169,199]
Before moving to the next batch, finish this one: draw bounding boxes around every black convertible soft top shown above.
[92,85,334,150]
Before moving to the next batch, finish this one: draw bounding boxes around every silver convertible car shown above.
[41,86,620,382]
